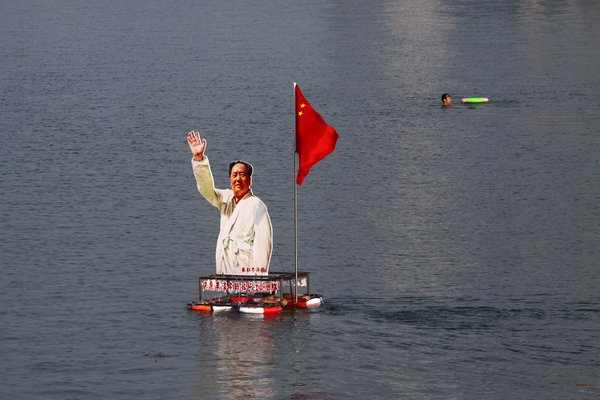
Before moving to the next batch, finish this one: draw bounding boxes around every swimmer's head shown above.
[441,93,452,106]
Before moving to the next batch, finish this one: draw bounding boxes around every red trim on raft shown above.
[238,304,283,314]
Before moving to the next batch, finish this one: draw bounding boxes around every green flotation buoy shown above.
[461,97,489,104]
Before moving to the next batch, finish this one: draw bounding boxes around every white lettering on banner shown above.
[201,279,279,293]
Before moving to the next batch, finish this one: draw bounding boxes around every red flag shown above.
[295,84,340,185]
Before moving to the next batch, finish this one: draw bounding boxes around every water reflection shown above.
[191,310,318,399]
[191,313,277,399]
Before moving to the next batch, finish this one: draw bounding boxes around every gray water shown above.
[1,0,599,399]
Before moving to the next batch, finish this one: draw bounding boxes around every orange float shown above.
[238,304,283,315]
[187,301,212,312]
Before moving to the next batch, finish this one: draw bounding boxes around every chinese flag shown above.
[295,84,340,185]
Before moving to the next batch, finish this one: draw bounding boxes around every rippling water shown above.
[1,0,599,399]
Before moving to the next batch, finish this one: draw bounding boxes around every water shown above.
[1,0,599,399]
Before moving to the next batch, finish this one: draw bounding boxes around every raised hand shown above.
[187,131,207,161]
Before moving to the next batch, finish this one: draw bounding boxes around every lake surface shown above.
[1,0,599,399]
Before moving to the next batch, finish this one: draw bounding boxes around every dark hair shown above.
[228,160,253,177]
[441,93,451,101]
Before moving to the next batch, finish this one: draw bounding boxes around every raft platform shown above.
[187,271,322,314]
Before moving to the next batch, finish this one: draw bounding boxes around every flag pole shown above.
[292,82,339,306]
[293,82,298,304]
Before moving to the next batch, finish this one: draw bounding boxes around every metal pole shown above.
[293,83,298,304]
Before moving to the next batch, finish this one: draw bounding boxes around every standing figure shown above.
[187,131,273,275]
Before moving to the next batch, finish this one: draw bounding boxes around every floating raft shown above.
[461,97,489,104]
[187,271,323,314]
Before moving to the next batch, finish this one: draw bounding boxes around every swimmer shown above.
[441,93,452,107]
